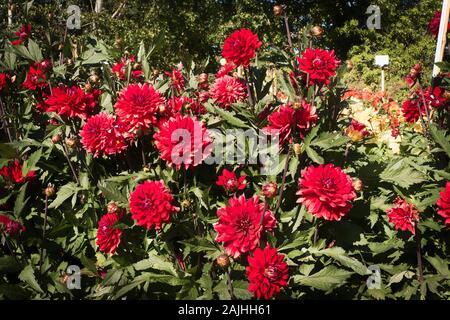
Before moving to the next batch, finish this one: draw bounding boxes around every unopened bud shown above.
[107,202,119,214]
[310,26,324,38]
[216,254,230,268]
[51,134,61,144]
[198,73,208,84]
[263,182,278,199]
[44,184,55,197]
[293,143,302,155]
[65,137,77,148]
[181,199,190,209]
[273,5,284,17]
[352,178,363,192]
[89,74,99,83]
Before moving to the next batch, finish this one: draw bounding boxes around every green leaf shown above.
[133,254,178,277]
[48,182,78,209]
[305,146,324,164]
[309,247,368,275]
[18,265,44,294]
[204,103,249,128]
[27,39,43,61]
[429,123,450,158]
[293,265,353,292]
[14,182,29,217]
[425,256,449,276]
[22,148,42,177]
[0,256,22,273]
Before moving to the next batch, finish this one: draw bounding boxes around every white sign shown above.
[375,55,389,67]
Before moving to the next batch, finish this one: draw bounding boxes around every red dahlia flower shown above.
[296,164,356,221]
[165,96,206,118]
[216,168,247,193]
[210,75,247,108]
[114,83,165,135]
[346,119,370,142]
[423,86,448,108]
[297,48,340,86]
[0,73,7,91]
[111,56,143,80]
[216,62,236,78]
[214,195,277,259]
[23,65,47,90]
[386,197,420,234]
[401,99,425,123]
[80,112,129,157]
[96,212,122,254]
[436,182,450,226]
[428,10,450,37]
[154,114,213,170]
[11,23,31,46]
[246,246,289,299]
[263,101,318,145]
[44,85,101,119]
[222,28,261,67]
[0,160,36,185]
[0,214,25,237]
[165,68,185,93]
[129,180,179,231]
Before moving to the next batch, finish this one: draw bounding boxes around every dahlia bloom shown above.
[436,182,450,226]
[297,48,340,86]
[96,212,122,254]
[222,28,261,67]
[114,83,165,135]
[210,75,247,108]
[111,56,143,80]
[22,65,47,90]
[216,169,247,193]
[246,246,289,299]
[401,99,424,123]
[214,195,277,259]
[80,112,129,157]
[423,86,448,108]
[216,61,236,78]
[0,73,7,91]
[165,68,185,93]
[0,160,36,185]
[263,102,318,145]
[11,23,31,46]
[297,164,356,221]
[44,85,101,119]
[428,10,450,37]
[346,119,370,142]
[0,215,25,237]
[129,180,179,231]
[165,96,206,117]
[154,114,213,170]
[386,197,420,234]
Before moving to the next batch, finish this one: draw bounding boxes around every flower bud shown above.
[263,182,278,199]
[273,5,284,17]
[89,74,99,83]
[293,143,302,155]
[107,202,119,214]
[310,26,324,38]
[346,60,353,70]
[352,178,363,192]
[198,73,208,84]
[216,254,230,268]
[51,134,61,144]
[181,199,190,209]
[65,137,77,148]
[44,184,55,197]
[114,37,123,47]
[84,82,92,92]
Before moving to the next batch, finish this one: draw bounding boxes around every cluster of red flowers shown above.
[11,23,32,46]
[0,214,25,237]
[216,168,247,193]
[263,101,318,145]
[111,55,143,80]
[297,164,356,221]
[0,160,36,185]
[436,182,450,226]
[386,197,420,234]
[401,86,448,123]
[129,180,180,231]
[22,64,48,90]
[42,85,101,120]
[298,48,340,86]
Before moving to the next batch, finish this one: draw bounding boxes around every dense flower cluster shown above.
[386,197,420,234]
[165,68,185,93]
[23,65,47,90]
[297,164,356,221]
[436,182,450,226]
[264,101,318,145]
[246,246,289,299]
[297,48,340,86]
[222,28,261,67]
[129,180,179,231]
[154,114,213,169]
[214,195,276,258]
[111,55,144,80]
[401,87,448,123]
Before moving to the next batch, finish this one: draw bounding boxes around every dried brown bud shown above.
[65,137,77,148]
[273,5,284,17]
[89,74,99,83]
[216,254,230,268]
[45,184,55,197]
[107,202,119,214]
[352,178,363,192]
[181,199,190,209]
[114,37,123,47]
[346,60,354,70]
[310,26,324,38]
[293,143,302,155]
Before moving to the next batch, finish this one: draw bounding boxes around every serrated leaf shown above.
[19,265,44,294]
[293,265,353,291]
[309,247,368,275]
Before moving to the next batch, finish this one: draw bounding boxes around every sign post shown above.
[375,55,389,92]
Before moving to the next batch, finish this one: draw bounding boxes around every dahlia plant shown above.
[0,11,449,301]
